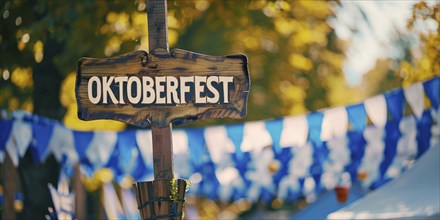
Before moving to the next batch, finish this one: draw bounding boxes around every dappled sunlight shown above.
[11,67,33,89]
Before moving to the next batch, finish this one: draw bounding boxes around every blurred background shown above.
[0,0,439,219]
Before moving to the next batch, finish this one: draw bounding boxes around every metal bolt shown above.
[141,54,149,66]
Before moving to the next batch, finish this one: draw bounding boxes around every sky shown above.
[331,1,422,85]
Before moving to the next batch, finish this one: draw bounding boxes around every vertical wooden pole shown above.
[2,153,17,220]
[147,0,169,52]
[147,0,174,181]
[148,0,174,219]
[73,164,85,219]
[134,1,188,219]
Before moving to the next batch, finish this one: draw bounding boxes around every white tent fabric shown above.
[327,142,440,220]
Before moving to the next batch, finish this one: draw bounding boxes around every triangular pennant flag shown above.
[225,124,245,157]
[49,172,75,220]
[385,89,405,121]
[416,110,432,158]
[5,120,32,166]
[404,82,425,119]
[173,130,192,178]
[423,77,439,110]
[49,125,77,164]
[0,120,13,157]
[108,131,138,179]
[346,103,367,131]
[186,128,207,167]
[280,115,308,147]
[32,121,55,162]
[241,121,272,153]
[73,131,94,162]
[204,125,235,164]
[307,112,324,146]
[120,188,140,220]
[86,131,117,170]
[321,107,348,141]
[102,183,126,219]
[265,118,283,154]
[364,95,388,127]
[135,129,153,170]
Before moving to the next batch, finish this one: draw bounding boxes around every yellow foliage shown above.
[289,53,313,71]
[33,40,44,63]
[297,1,331,18]
[242,35,259,50]
[168,29,179,47]
[274,18,297,36]
[63,103,126,131]
[60,73,126,131]
[60,72,76,107]
[22,99,33,112]
[400,2,440,87]
[11,67,33,89]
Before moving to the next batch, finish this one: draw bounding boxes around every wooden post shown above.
[73,164,85,219]
[2,153,17,220]
[147,0,174,181]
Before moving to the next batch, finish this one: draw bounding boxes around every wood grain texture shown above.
[147,0,168,51]
[75,48,250,127]
[152,125,174,180]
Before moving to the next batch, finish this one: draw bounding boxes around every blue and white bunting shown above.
[0,77,439,206]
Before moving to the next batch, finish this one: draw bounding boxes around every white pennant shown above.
[321,107,348,141]
[173,130,191,178]
[49,172,74,220]
[86,131,117,169]
[120,188,140,220]
[204,126,235,164]
[5,120,32,166]
[364,94,388,127]
[215,167,245,201]
[49,124,77,164]
[135,130,153,168]
[280,115,308,147]
[246,148,275,202]
[389,116,418,178]
[360,126,385,187]
[404,82,425,119]
[241,121,273,153]
[102,183,125,219]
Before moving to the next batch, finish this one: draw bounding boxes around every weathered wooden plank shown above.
[152,125,174,180]
[75,48,250,127]
[147,0,168,51]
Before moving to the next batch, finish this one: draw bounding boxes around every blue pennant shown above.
[346,131,366,184]
[0,120,13,152]
[186,128,207,168]
[265,118,283,155]
[107,130,137,181]
[307,112,324,146]
[32,121,55,162]
[226,124,244,157]
[423,77,439,110]
[416,110,432,158]
[372,119,400,190]
[73,131,94,168]
[385,89,405,121]
[346,103,367,131]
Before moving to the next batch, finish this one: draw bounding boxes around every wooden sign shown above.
[75,48,250,127]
